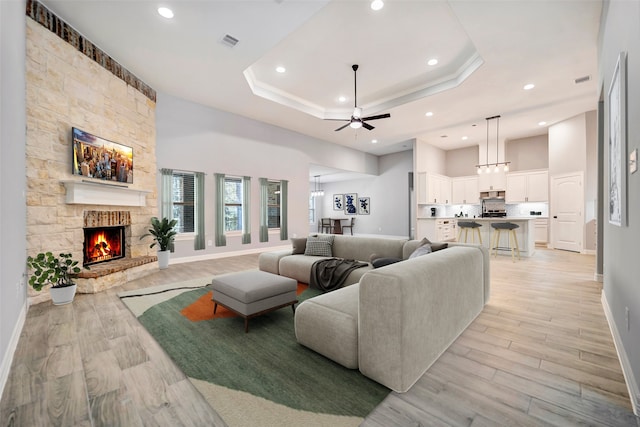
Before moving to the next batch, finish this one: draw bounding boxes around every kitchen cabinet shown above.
[419,173,451,205]
[478,170,506,192]
[416,218,456,242]
[506,170,548,203]
[416,172,428,204]
[534,218,548,244]
[451,176,479,204]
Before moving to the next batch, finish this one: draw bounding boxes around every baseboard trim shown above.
[601,291,640,416]
[169,245,291,265]
[0,302,27,403]
[594,273,603,283]
[582,249,596,255]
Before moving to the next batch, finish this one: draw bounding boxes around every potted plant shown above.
[26,252,84,305]
[141,216,177,269]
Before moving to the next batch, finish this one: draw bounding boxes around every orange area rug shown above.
[181,282,309,322]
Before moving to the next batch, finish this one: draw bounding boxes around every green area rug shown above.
[119,278,389,426]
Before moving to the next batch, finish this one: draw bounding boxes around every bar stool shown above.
[490,222,521,261]
[457,221,482,244]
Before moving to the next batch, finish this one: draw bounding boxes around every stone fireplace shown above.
[25,14,158,305]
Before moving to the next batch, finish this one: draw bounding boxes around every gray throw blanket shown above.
[310,258,368,292]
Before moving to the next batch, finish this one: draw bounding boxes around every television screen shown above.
[72,127,133,184]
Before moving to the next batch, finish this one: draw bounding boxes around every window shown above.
[224,177,243,232]
[309,195,315,224]
[267,180,281,229]
[171,172,195,233]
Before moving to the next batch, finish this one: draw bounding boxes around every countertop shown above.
[417,216,548,220]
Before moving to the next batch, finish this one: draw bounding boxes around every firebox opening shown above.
[83,226,125,266]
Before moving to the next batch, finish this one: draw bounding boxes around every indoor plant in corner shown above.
[26,252,84,305]
[141,216,177,269]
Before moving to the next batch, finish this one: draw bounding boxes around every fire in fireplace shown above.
[83,226,125,266]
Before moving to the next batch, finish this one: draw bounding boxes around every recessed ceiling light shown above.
[427,58,438,66]
[538,121,547,126]
[425,112,433,117]
[371,139,378,144]
[157,7,174,19]
[523,83,535,90]
[371,0,384,11]
[338,96,347,103]
[462,136,468,140]
[276,66,286,73]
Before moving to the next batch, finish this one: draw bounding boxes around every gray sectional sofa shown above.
[258,234,490,392]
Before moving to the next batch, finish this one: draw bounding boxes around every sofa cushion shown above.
[371,257,403,268]
[295,284,360,369]
[304,240,333,257]
[332,235,406,262]
[409,243,432,259]
[291,237,307,255]
[402,239,447,259]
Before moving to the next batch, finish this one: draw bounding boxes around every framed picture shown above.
[358,197,370,215]
[608,51,627,227]
[333,194,344,211]
[344,193,357,215]
[630,149,637,174]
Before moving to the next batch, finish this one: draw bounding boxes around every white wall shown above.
[548,111,598,253]
[316,150,413,237]
[549,113,588,176]
[0,0,27,399]
[506,134,549,171]
[156,92,380,259]
[445,146,479,177]
[599,0,640,413]
[415,139,446,174]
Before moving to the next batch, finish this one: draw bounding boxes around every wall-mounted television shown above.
[72,127,133,184]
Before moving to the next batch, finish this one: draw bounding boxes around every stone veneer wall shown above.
[25,18,157,304]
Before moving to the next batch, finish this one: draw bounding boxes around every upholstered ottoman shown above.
[211,270,297,333]
[294,284,359,369]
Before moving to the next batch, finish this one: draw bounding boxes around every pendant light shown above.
[476,115,510,173]
[311,175,324,197]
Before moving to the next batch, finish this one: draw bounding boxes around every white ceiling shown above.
[41,0,602,177]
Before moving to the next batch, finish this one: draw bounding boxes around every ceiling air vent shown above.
[574,75,591,84]
[221,34,239,48]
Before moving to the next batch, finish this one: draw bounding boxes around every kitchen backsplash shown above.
[418,202,548,218]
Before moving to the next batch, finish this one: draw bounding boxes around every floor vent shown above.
[221,34,239,47]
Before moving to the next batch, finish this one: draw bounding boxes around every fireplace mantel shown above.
[61,180,151,207]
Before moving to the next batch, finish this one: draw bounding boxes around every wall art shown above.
[344,193,357,215]
[608,51,627,227]
[358,197,370,215]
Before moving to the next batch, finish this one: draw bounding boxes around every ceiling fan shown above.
[329,64,391,132]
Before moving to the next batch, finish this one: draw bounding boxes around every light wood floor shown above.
[1,249,638,426]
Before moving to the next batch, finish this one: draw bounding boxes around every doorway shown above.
[551,172,584,252]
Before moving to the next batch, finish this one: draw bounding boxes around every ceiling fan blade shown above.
[362,122,375,131]
[324,118,350,121]
[334,123,351,132]
[362,113,391,121]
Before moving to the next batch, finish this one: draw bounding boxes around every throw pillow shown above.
[312,234,335,246]
[431,242,448,252]
[409,243,432,259]
[304,240,333,257]
[291,237,307,255]
[372,257,403,268]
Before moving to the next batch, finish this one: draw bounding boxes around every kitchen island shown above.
[416,217,537,257]
[467,218,536,257]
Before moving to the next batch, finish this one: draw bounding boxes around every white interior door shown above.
[551,172,583,252]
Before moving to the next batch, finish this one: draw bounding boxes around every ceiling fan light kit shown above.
[328,64,391,132]
[476,115,510,174]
